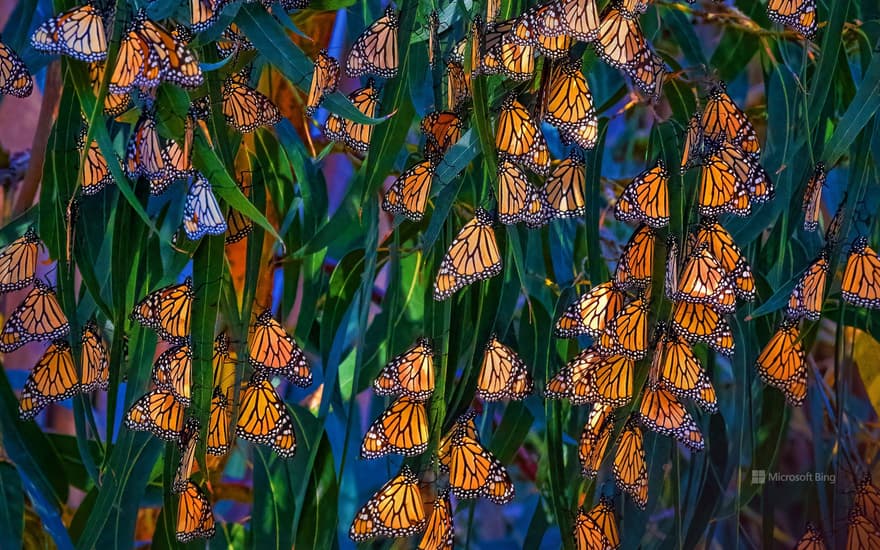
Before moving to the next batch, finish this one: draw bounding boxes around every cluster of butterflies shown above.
[0,229,108,419]
[789,473,880,549]
[119,274,313,541]
[349,333,535,544]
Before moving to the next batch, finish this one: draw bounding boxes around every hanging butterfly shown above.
[674,243,737,314]
[794,522,827,550]
[542,59,598,150]
[481,24,535,81]
[613,224,655,290]
[615,159,669,228]
[657,330,717,413]
[361,395,429,458]
[80,319,109,393]
[346,6,399,78]
[433,207,503,301]
[88,61,131,117]
[18,340,80,420]
[496,159,549,228]
[438,411,515,504]
[349,464,427,542]
[172,418,199,493]
[324,78,381,153]
[373,337,435,400]
[225,174,253,244]
[207,386,231,455]
[446,59,470,111]
[854,474,880,529]
[417,490,454,550]
[586,496,620,550]
[495,95,550,175]
[755,319,806,406]
[613,419,648,509]
[670,300,735,356]
[680,111,705,172]
[574,508,612,550]
[802,162,825,232]
[152,343,192,405]
[476,333,534,401]
[545,346,604,406]
[216,23,253,58]
[0,228,42,293]
[847,507,880,550]
[546,347,634,407]
[0,39,33,97]
[698,141,772,217]
[598,296,650,360]
[557,0,600,43]
[701,83,761,158]
[578,404,614,478]
[248,308,312,387]
[382,160,436,222]
[126,109,174,194]
[190,0,231,32]
[236,377,297,458]
[767,0,817,40]
[306,49,340,117]
[80,135,114,196]
[182,174,228,241]
[131,277,193,343]
[31,3,107,62]
[637,381,704,451]
[544,151,586,219]
[785,249,829,321]
[0,280,70,352]
[594,3,663,96]
[222,67,282,133]
[176,481,216,543]
[841,236,880,309]
[691,216,755,301]
[125,388,186,441]
[422,110,463,164]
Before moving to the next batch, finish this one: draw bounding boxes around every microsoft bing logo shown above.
[752,470,766,484]
[750,469,835,484]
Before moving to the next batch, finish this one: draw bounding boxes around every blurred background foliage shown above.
[0,0,879,548]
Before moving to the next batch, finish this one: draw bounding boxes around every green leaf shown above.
[0,461,24,550]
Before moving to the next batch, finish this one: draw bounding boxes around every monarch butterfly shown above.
[183,174,228,241]
[755,319,806,406]
[477,333,533,401]
[0,228,42,293]
[786,250,829,321]
[222,68,281,133]
[587,496,620,550]
[126,110,172,193]
[125,388,186,441]
[613,419,648,509]
[637,381,704,451]
[80,138,114,195]
[438,411,515,504]
[88,61,131,117]
[248,308,312,387]
[578,404,613,478]
[373,337,435,400]
[698,141,771,217]
[163,130,197,193]
[0,280,70,353]
[173,418,199,493]
[691,217,755,301]
[225,208,253,244]
[190,0,229,32]
[613,224,655,289]
[433,207,502,301]
[701,83,761,158]
[670,300,735,356]
[496,159,549,228]
[496,95,550,175]
[680,111,705,172]
[802,163,825,232]
[131,277,192,343]
[664,235,679,300]
[508,3,563,46]
[382,160,436,222]
[558,0,600,43]
[842,237,880,309]
[109,11,203,94]
[767,0,817,39]
[324,79,381,153]
[236,377,296,458]
[595,3,660,96]
[598,297,649,360]
[615,159,669,228]
[855,474,880,528]
[361,396,429,458]
[573,508,612,550]
[418,490,454,550]
[847,508,880,549]
[481,27,535,81]
[658,331,717,413]
[208,387,231,455]
[422,111,463,164]
[620,0,651,15]
[446,59,470,111]
[795,522,827,550]
[0,39,33,97]
[349,464,426,541]
[80,320,109,393]
[18,340,79,420]
[305,49,340,117]
[31,3,107,62]
[216,23,253,58]
[346,6,399,78]
[152,343,192,405]
[544,151,586,219]
[543,60,598,150]
[176,481,216,543]
[212,332,236,394]
[675,244,737,313]
[545,346,602,405]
